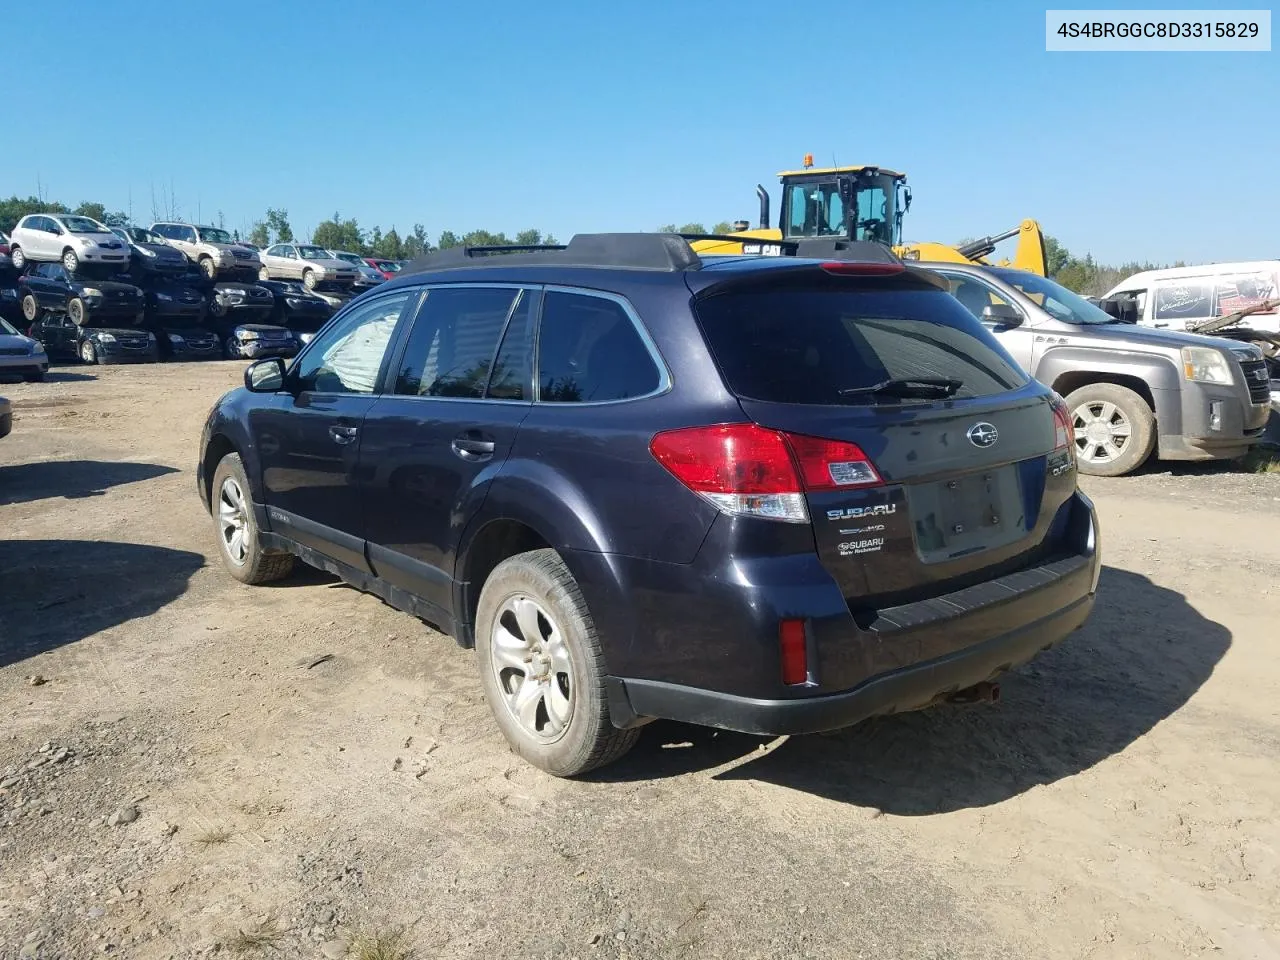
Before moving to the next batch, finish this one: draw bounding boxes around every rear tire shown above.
[210,453,294,584]
[1065,382,1156,477]
[475,549,640,777]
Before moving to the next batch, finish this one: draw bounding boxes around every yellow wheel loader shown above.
[691,155,1048,276]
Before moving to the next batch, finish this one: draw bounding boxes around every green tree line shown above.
[1041,234,1182,297]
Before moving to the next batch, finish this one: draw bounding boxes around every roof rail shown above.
[399,233,701,275]
[677,232,802,252]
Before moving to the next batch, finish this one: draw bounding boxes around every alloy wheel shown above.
[1072,400,1132,464]
[218,477,249,566]
[489,595,576,743]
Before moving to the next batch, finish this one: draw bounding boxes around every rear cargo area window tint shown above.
[694,288,1026,405]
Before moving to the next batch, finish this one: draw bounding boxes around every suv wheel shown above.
[475,549,640,777]
[62,249,79,273]
[21,294,40,323]
[11,246,25,270]
[210,453,294,584]
[1065,383,1155,477]
[199,257,217,280]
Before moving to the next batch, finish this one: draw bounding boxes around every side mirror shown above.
[982,303,1023,327]
[244,357,286,392]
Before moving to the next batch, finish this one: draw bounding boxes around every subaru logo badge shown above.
[966,422,998,448]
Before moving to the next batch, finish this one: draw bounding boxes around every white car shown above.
[9,214,130,273]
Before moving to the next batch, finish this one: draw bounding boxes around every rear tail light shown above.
[1049,393,1075,463]
[648,423,882,523]
[779,619,809,685]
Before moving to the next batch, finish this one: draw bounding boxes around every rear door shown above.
[250,289,418,571]
[358,284,536,615]
[693,277,1075,607]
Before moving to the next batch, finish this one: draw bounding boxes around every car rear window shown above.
[693,286,1028,405]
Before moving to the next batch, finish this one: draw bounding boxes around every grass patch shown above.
[193,826,234,845]
[227,916,286,954]
[350,929,413,960]
[1240,446,1280,473]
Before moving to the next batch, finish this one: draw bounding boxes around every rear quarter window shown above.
[694,286,1028,405]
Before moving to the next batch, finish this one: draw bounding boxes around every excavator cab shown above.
[775,163,910,246]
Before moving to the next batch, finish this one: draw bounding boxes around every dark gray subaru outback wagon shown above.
[197,234,1101,776]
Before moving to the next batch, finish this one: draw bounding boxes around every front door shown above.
[250,288,418,572]
[359,285,536,616]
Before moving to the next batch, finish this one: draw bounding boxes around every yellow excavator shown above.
[691,155,1048,276]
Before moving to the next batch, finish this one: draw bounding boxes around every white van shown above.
[1103,261,1280,334]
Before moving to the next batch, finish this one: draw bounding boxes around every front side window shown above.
[1153,279,1213,322]
[292,292,412,394]
[943,273,1013,321]
[990,268,1118,326]
[393,286,526,398]
[536,291,661,403]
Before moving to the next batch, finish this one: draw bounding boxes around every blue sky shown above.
[5,1,1276,264]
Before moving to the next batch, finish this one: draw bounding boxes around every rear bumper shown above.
[570,491,1100,736]
[608,589,1094,735]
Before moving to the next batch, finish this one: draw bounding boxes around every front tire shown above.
[21,294,41,323]
[1065,382,1156,477]
[258,266,270,281]
[475,549,640,777]
[224,337,241,359]
[199,257,217,280]
[302,269,317,289]
[79,339,101,365]
[10,246,25,270]
[62,249,80,273]
[68,297,87,326]
[210,453,294,584]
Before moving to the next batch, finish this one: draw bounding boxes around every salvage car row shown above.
[0,215,408,372]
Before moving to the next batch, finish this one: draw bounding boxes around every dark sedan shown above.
[256,279,333,335]
[28,311,157,365]
[110,226,190,278]
[207,281,274,322]
[18,262,144,326]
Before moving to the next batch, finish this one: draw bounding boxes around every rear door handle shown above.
[452,435,495,461]
[329,425,358,445]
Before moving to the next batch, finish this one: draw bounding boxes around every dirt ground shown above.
[1,362,1278,960]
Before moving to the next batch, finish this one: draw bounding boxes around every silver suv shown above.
[9,214,130,273]
[934,261,1270,475]
[149,222,261,281]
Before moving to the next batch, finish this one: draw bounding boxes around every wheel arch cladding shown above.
[455,518,553,646]
[1041,349,1179,422]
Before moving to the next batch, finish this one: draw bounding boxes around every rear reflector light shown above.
[820,260,905,276]
[649,423,882,523]
[779,619,808,685]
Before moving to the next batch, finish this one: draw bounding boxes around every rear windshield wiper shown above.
[838,377,963,399]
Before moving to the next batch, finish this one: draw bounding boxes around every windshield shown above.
[63,216,109,234]
[298,245,330,259]
[199,227,234,244]
[332,252,362,264]
[375,260,399,272]
[0,317,20,336]
[990,268,1118,325]
[782,173,901,244]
